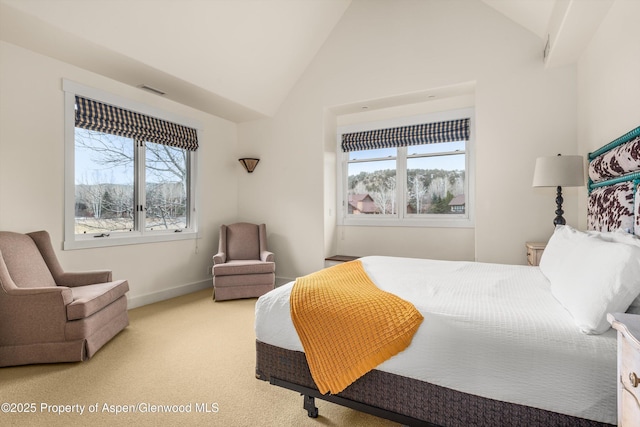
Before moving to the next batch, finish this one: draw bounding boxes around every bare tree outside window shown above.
[75,129,134,234]
[406,154,465,215]
[145,141,188,230]
[74,128,188,234]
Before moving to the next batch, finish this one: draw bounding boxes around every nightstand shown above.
[608,313,640,427]
[324,255,359,268]
[525,242,546,266]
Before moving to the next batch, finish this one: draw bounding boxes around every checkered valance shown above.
[341,118,469,152]
[75,96,198,151]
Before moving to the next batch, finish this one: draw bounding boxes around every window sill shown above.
[64,230,198,250]
[339,216,474,228]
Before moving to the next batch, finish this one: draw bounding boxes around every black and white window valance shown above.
[341,118,469,152]
[75,96,199,151]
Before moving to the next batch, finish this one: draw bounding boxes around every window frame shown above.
[63,79,200,250]
[337,107,475,228]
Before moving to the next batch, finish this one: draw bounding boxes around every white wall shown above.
[0,41,239,307]
[576,0,640,229]
[238,0,578,281]
[5,0,632,301]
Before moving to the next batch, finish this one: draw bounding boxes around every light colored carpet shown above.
[1,289,399,426]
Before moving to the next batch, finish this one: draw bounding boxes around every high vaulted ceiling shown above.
[0,0,613,122]
[0,0,351,121]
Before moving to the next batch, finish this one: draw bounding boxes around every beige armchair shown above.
[0,230,129,367]
[212,223,275,301]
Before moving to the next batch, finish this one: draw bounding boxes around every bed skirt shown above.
[255,340,612,427]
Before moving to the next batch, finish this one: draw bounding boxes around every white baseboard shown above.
[127,279,211,309]
[127,276,294,309]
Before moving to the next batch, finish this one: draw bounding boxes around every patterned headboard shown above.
[587,126,640,236]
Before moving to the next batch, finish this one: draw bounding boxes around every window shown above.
[347,147,397,215]
[64,80,199,249]
[74,129,136,234]
[405,140,466,216]
[338,108,474,227]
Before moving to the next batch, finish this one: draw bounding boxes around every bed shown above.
[255,126,640,427]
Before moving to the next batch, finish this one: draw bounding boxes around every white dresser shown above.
[608,313,640,426]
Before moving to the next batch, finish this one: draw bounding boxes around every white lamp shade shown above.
[532,155,585,187]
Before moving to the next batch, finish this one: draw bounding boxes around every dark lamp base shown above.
[552,185,566,227]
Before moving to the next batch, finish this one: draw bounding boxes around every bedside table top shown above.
[324,255,360,262]
[525,242,547,249]
[608,312,640,348]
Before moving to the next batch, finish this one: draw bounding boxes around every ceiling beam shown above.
[543,0,614,68]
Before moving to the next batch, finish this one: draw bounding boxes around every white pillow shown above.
[587,228,640,247]
[587,229,640,310]
[539,225,640,334]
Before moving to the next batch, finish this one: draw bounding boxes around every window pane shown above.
[406,153,465,215]
[145,142,188,230]
[74,128,134,234]
[347,159,396,215]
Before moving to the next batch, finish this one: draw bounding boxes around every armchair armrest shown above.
[0,286,73,345]
[56,270,113,287]
[213,252,226,265]
[261,251,274,263]
[2,285,73,305]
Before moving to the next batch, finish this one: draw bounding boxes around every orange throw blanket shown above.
[290,260,424,395]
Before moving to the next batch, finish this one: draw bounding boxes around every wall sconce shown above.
[532,154,584,226]
[239,158,260,173]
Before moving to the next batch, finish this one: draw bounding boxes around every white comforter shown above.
[255,256,617,424]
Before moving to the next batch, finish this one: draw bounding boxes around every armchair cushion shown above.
[66,280,130,320]
[213,260,275,277]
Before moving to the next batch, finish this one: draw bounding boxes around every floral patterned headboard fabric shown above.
[587,127,640,237]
